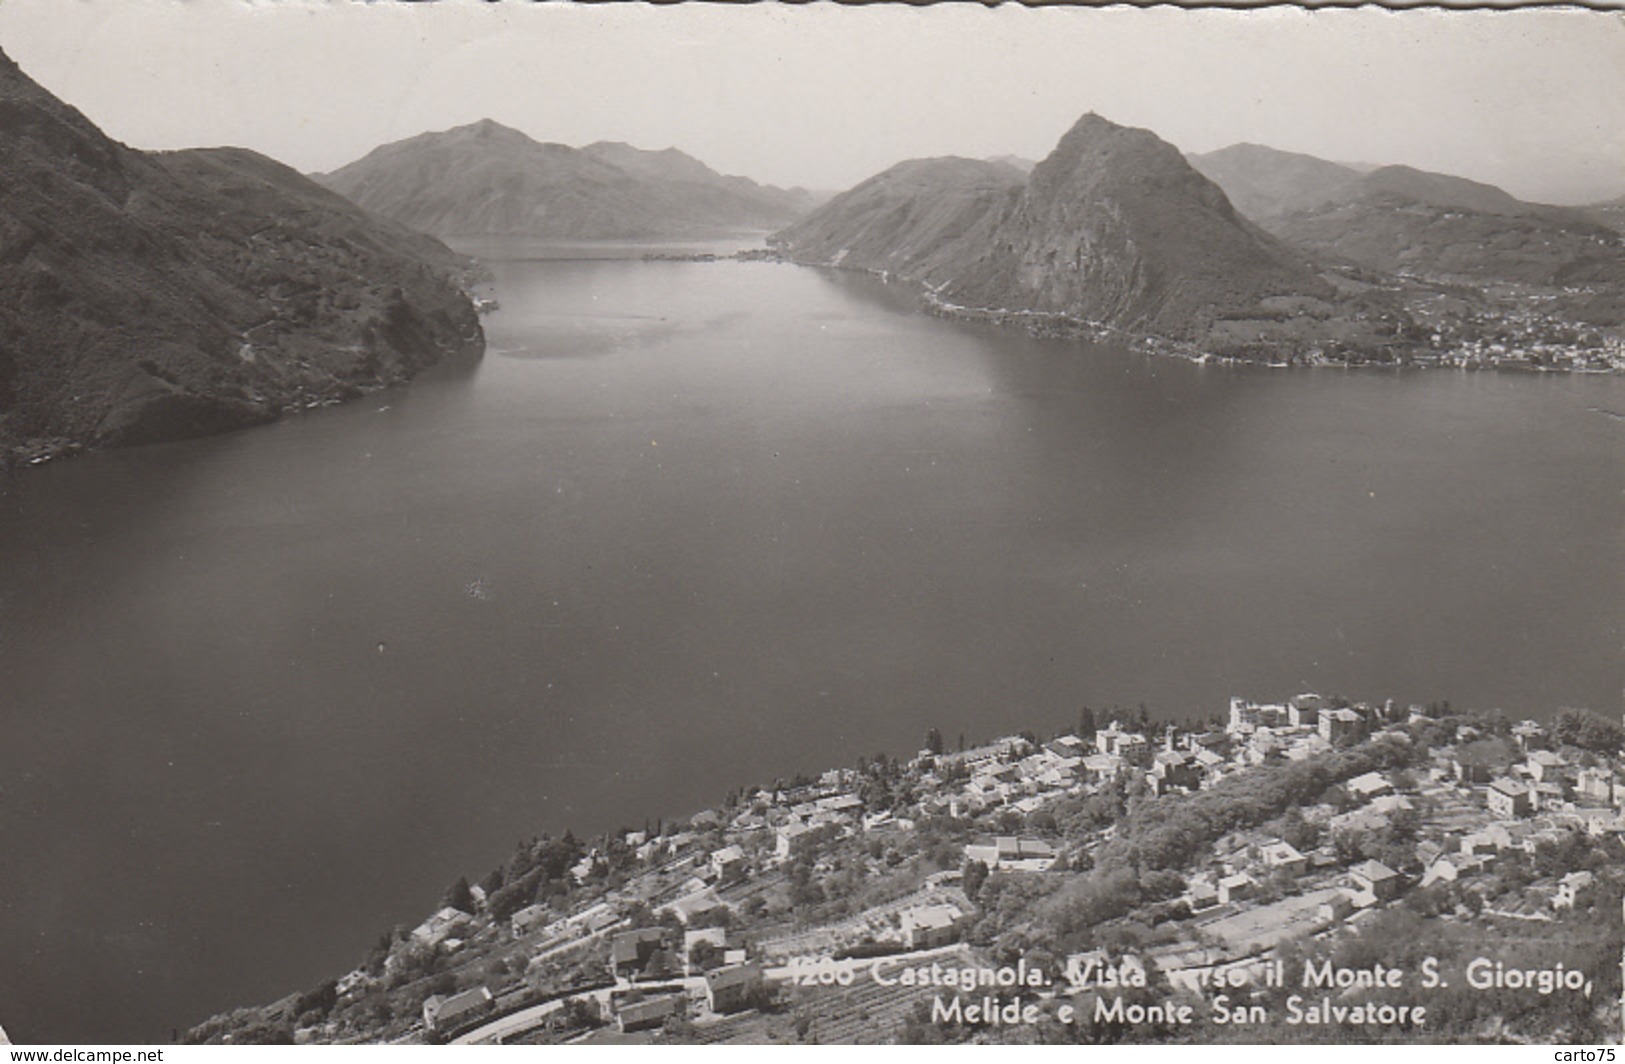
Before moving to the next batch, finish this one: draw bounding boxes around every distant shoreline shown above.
[762,251,1625,376]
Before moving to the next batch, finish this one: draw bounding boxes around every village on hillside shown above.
[188,696,1625,1046]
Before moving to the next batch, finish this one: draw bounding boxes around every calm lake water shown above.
[1,250,1621,1041]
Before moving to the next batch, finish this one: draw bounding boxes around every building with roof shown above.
[1488,777,1532,820]
[1046,735,1089,760]
[1510,720,1547,751]
[1316,889,1358,923]
[705,964,765,1014]
[610,928,674,981]
[775,821,816,860]
[1346,771,1394,802]
[900,904,964,949]
[1080,753,1124,783]
[963,836,1057,871]
[1217,873,1255,906]
[1350,859,1404,902]
[422,986,493,1036]
[1288,694,1324,729]
[1319,708,1365,746]
[709,845,747,882]
[1530,781,1566,812]
[1095,722,1150,763]
[616,993,685,1033]
[411,906,473,947]
[660,887,725,927]
[1576,767,1617,804]
[1260,840,1307,876]
[1554,870,1595,910]
[1185,878,1219,911]
[1228,698,1289,735]
[1148,749,1202,795]
[1525,750,1566,784]
[510,903,550,938]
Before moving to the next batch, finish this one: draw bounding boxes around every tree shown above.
[1554,707,1625,755]
[293,979,338,1022]
[689,940,721,973]
[659,1012,696,1041]
[1276,807,1322,852]
[488,870,543,923]
[696,906,735,929]
[925,728,944,755]
[443,876,476,915]
[1078,705,1097,739]
[562,997,602,1030]
[963,859,990,900]
[228,1020,295,1045]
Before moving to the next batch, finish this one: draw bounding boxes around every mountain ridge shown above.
[1186,143,1364,219]
[316,120,812,240]
[0,47,483,463]
[1188,143,1624,286]
[770,155,1027,286]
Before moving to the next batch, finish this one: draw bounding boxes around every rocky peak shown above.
[1031,112,1233,217]
[938,111,1325,336]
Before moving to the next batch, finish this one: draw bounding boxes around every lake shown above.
[0,247,1620,1042]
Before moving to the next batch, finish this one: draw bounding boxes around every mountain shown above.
[941,116,1332,337]
[986,154,1038,174]
[1352,164,1531,215]
[1189,144,1624,287]
[776,114,1329,341]
[581,140,818,224]
[770,157,1026,285]
[315,121,811,240]
[1186,143,1363,220]
[0,47,482,462]
[1264,165,1624,286]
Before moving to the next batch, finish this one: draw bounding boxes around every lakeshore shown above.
[746,249,1625,373]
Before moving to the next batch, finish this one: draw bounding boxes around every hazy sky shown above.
[0,1,1621,204]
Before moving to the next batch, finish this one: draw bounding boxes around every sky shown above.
[0,1,1621,204]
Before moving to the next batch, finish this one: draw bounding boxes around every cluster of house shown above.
[925,694,1399,823]
[1412,723,1622,910]
[1434,720,1624,824]
[1174,711,1623,928]
[421,922,770,1036]
[556,699,1616,965]
[599,926,768,1031]
[1428,315,1625,373]
[925,722,1228,822]
[1225,693,1377,756]
[1182,836,1321,913]
[405,696,1620,1040]
[509,899,620,943]
[632,697,1412,917]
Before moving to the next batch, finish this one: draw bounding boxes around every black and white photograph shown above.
[0,0,1621,1048]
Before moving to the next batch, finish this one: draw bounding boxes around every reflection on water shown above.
[0,252,1620,1042]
